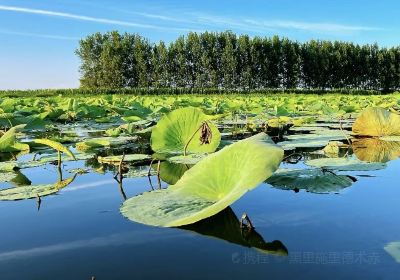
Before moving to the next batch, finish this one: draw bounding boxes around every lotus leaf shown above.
[121,133,283,227]
[0,174,76,201]
[352,107,400,137]
[267,168,354,193]
[305,157,386,171]
[150,107,221,154]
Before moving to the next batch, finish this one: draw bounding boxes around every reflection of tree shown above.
[180,207,288,256]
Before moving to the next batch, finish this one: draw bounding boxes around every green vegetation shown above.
[1,93,400,228]
[76,31,400,91]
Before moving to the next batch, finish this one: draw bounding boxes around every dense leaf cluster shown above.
[76,31,400,91]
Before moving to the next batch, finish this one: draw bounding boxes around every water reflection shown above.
[384,241,400,263]
[180,207,288,256]
[352,138,400,163]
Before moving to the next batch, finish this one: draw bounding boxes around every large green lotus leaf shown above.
[0,124,29,152]
[352,107,400,137]
[150,107,221,154]
[352,138,400,163]
[180,207,288,256]
[121,133,283,227]
[305,157,386,171]
[384,242,400,263]
[0,174,76,201]
[266,168,354,193]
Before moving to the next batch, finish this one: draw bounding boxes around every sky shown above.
[0,0,399,90]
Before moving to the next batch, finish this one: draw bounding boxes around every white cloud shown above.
[244,19,380,34]
[0,5,192,32]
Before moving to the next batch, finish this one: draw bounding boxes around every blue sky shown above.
[0,0,399,89]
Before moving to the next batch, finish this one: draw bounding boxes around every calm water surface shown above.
[0,156,399,279]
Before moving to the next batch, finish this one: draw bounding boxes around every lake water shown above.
[0,151,399,280]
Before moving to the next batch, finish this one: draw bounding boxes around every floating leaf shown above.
[97,154,150,164]
[150,107,221,154]
[0,172,17,183]
[352,107,400,137]
[76,136,136,152]
[121,133,283,227]
[305,157,386,171]
[0,174,76,201]
[33,139,75,160]
[267,168,354,193]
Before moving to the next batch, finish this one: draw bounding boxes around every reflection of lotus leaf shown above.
[121,133,283,227]
[352,107,400,137]
[352,138,400,163]
[150,107,221,154]
[384,241,400,263]
[305,157,386,171]
[267,168,354,193]
[181,207,288,256]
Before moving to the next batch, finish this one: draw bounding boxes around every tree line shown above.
[76,31,400,92]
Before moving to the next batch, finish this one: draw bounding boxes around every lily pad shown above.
[266,168,354,193]
[352,107,400,137]
[305,157,386,171]
[150,107,221,154]
[76,136,137,152]
[97,154,151,164]
[121,133,283,227]
[0,174,76,201]
[0,172,17,183]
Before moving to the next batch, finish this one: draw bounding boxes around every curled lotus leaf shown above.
[121,133,283,227]
[33,138,75,160]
